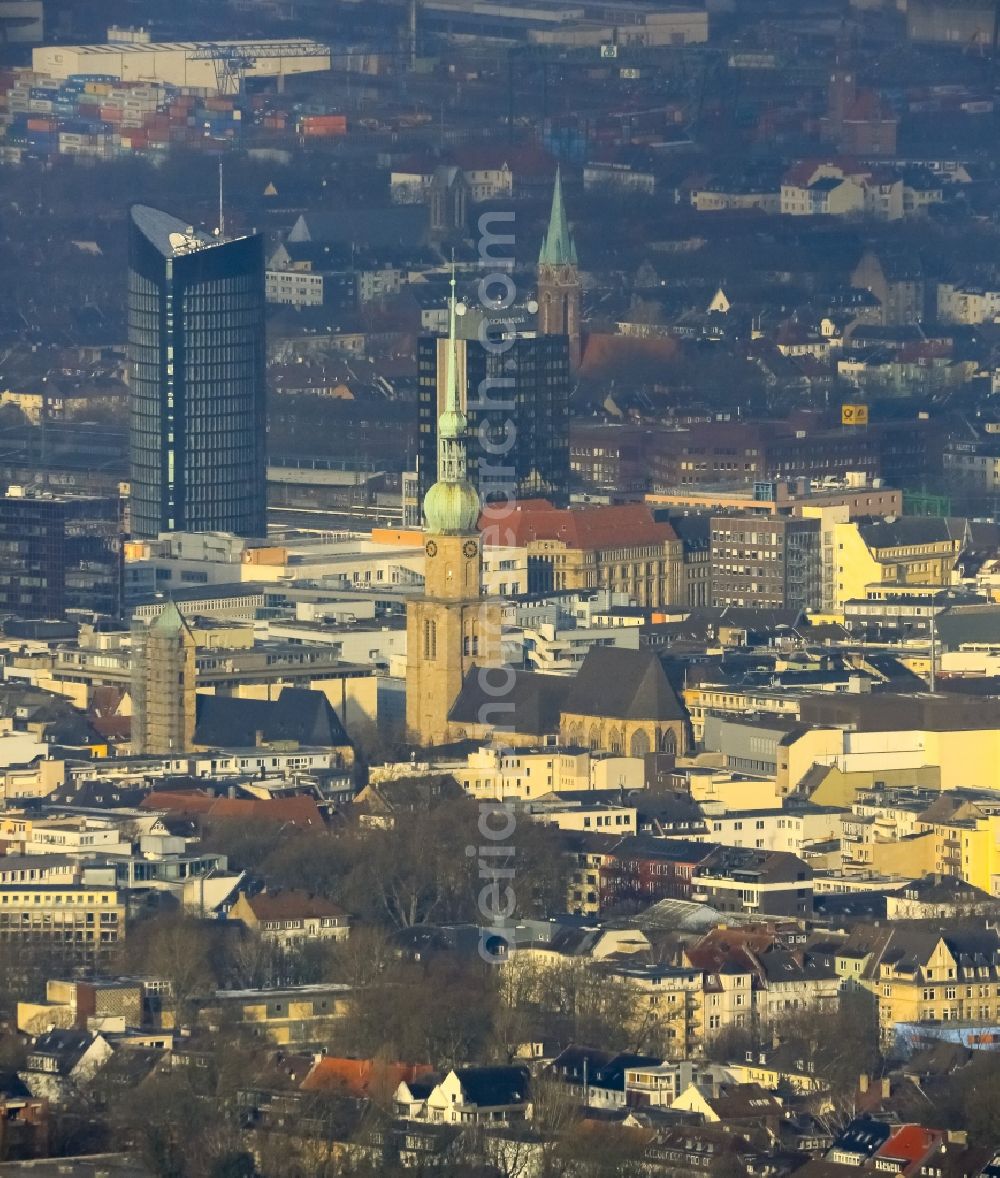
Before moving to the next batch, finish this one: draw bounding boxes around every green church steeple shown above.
[422,265,480,535]
[538,166,577,267]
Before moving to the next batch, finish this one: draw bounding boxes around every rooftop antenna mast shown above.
[218,157,225,239]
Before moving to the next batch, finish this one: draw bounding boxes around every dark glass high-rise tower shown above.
[128,205,266,540]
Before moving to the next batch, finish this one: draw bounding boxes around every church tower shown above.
[536,166,582,370]
[131,600,197,755]
[406,269,500,748]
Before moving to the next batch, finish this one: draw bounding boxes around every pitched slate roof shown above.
[562,646,685,722]
[592,1053,661,1093]
[550,1046,613,1083]
[454,1065,530,1107]
[608,835,717,865]
[858,515,965,551]
[291,206,430,249]
[936,604,1000,650]
[448,667,569,735]
[830,1116,892,1158]
[405,1072,443,1099]
[28,1029,98,1074]
[705,1083,783,1120]
[100,1047,167,1088]
[193,687,351,750]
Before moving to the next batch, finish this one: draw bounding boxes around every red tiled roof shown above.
[140,790,216,815]
[452,144,555,176]
[141,791,323,826]
[684,926,779,972]
[244,889,345,921]
[302,1057,432,1096]
[687,943,758,975]
[875,1125,941,1168]
[482,501,677,551]
[90,686,127,718]
[579,331,680,376]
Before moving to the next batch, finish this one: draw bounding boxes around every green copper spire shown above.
[538,166,577,267]
[438,264,466,444]
[423,264,480,535]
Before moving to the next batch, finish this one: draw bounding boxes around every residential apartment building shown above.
[871,928,1000,1042]
[781,166,866,217]
[841,785,1000,896]
[704,805,844,857]
[692,847,813,917]
[851,249,926,326]
[608,963,703,1057]
[265,266,355,309]
[937,282,1000,324]
[451,746,594,800]
[231,890,350,945]
[944,439,1000,504]
[599,837,715,911]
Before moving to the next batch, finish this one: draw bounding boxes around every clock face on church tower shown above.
[463,540,478,559]
[425,540,438,557]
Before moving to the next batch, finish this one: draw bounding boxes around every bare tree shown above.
[123,915,216,1027]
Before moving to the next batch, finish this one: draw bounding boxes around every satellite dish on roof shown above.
[169,229,204,255]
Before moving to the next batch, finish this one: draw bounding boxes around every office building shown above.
[0,884,125,962]
[128,205,266,540]
[0,490,65,620]
[710,514,822,610]
[0,488,125,621]
[417,333,570,509]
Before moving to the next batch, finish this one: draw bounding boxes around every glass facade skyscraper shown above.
[417,333,570,510]
[128,205,266,540]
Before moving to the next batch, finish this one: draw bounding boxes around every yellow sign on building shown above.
[842,403,869,426]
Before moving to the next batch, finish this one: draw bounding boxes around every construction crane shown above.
[186,40,332,95]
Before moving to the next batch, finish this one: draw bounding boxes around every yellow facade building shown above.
[872,930,1000,1042]
[0,884,124,961]
[832,516,964,610]
[502,502,684,609]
